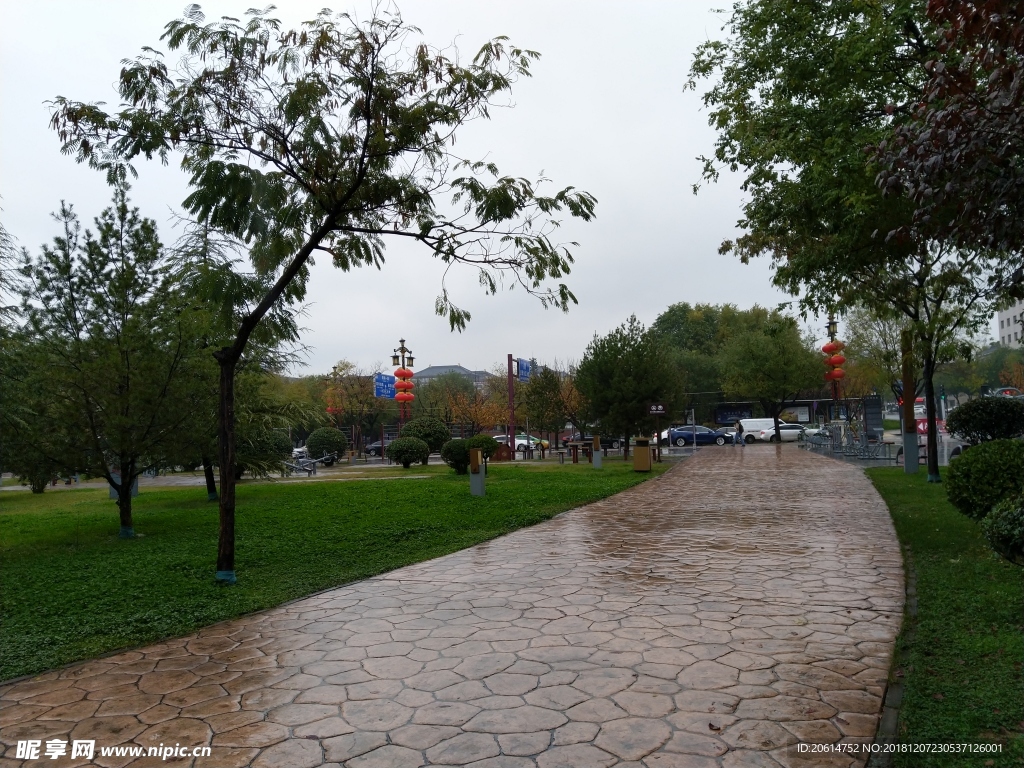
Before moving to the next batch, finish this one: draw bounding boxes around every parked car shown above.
[667,425,729,447]
[658,425,687,445]
[561,433,624,449]
[514,434,550,451]
[364,439,392,457]
[492,434,550,451]
[757,423,805,442]
[737,417,791,444]
[291,446,308,459]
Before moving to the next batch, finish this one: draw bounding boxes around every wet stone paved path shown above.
[0,447,904,768]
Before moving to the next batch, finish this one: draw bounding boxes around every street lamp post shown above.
[392,339,415,432]
[826,317,839,420]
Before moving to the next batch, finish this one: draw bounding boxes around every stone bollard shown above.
[592,435,602,469]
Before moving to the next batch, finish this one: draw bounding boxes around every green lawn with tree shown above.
[0,459,667,682]
[868,468,1024,766]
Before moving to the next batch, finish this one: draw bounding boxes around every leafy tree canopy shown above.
[576,315,684,442]
[49,4,597,579]
[15,186,212,532]
[717,309,822,434]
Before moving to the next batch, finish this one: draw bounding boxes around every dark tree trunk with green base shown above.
[114,459,136,538]
[202,455,218,500]
[922,349,941,483]
[901,328,919,475]
[215,354,238,583]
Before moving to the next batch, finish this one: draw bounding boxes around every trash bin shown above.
[633,438,651,472]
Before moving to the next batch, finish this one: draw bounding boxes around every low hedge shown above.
[946,439,1024,520]
[400,418,451,453]
[465,434,500,461]
[982,495,1024,567]
[306,427,348,459]
[946,397,1024,444]
[440,439,471,475]
[385,437,430,469]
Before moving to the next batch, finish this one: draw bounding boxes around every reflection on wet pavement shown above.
[0,446,903,767]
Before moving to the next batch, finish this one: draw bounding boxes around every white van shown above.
[737,418,797,444]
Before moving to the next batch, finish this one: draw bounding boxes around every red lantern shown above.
[822,341,839,354]
[394,368,414,379]
[830,369,846,380]
[395,380,414,391]
[827,354,846,367]
[395,392,414,402]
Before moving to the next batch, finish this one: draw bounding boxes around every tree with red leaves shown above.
[881,1,1024,283]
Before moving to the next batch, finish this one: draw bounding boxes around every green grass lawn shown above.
[0,458,667,682]
[867,468,1024,767]
[883,418,901,432]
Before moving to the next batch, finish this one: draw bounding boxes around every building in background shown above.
[412,364,493,391]
[997,299,1024,348]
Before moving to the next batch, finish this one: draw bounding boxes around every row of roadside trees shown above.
[3,5,599,582]
[688,0,1024,482]
[0,185,325,535]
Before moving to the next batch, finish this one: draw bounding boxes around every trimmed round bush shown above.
[946,397,1024,444]
[306,427,348,459]
[386,437,430,468]
[465,434,500,461]
[400,417,451,453]
[946,439,1024,520]
[982,494,1024,566]
[440,439,471,474]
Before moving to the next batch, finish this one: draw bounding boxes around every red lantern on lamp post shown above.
[822,317,845,420]
[392,339,415,430]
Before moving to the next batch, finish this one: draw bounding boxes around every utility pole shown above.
[507,354,516,450]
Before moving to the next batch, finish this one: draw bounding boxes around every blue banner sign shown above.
[517,358,532,382]
[374,373,396,398]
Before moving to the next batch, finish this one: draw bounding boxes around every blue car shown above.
[666,425,728,447]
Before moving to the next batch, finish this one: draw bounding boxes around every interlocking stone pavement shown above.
[0,446,904,767]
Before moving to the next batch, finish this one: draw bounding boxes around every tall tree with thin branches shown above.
[51,5,596,582]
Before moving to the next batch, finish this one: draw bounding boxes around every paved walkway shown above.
[0,447,904,768]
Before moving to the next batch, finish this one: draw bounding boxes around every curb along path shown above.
[0,447,904,767]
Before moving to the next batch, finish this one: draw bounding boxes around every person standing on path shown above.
[735,421,744,446]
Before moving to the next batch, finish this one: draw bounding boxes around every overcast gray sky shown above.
[2,1,803,375]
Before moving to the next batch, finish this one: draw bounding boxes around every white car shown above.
[757,423,805,442]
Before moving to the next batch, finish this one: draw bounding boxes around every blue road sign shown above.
[517,358,531,382]
[374,373,396,398]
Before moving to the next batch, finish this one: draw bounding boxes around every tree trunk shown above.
[203,215,334,583]
[900,327,919,474]
[215,354,238,584]
[922,349,941,483]
[202,454,218,501]
[116,460,135,538]
[623,428,630,459]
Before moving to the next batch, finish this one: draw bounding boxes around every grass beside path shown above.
[0,458,667,682]
[867,468,1024,767]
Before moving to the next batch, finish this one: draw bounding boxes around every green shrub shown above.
[440,439,471,474]
[465,434,499,461]
[386,437,430,468]
[946,397,1024,444]
[982,495,1024,566]
[400,417,451,453]
[946,439,1024,520]
[236,429,293,479]
[306,427,348,459]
